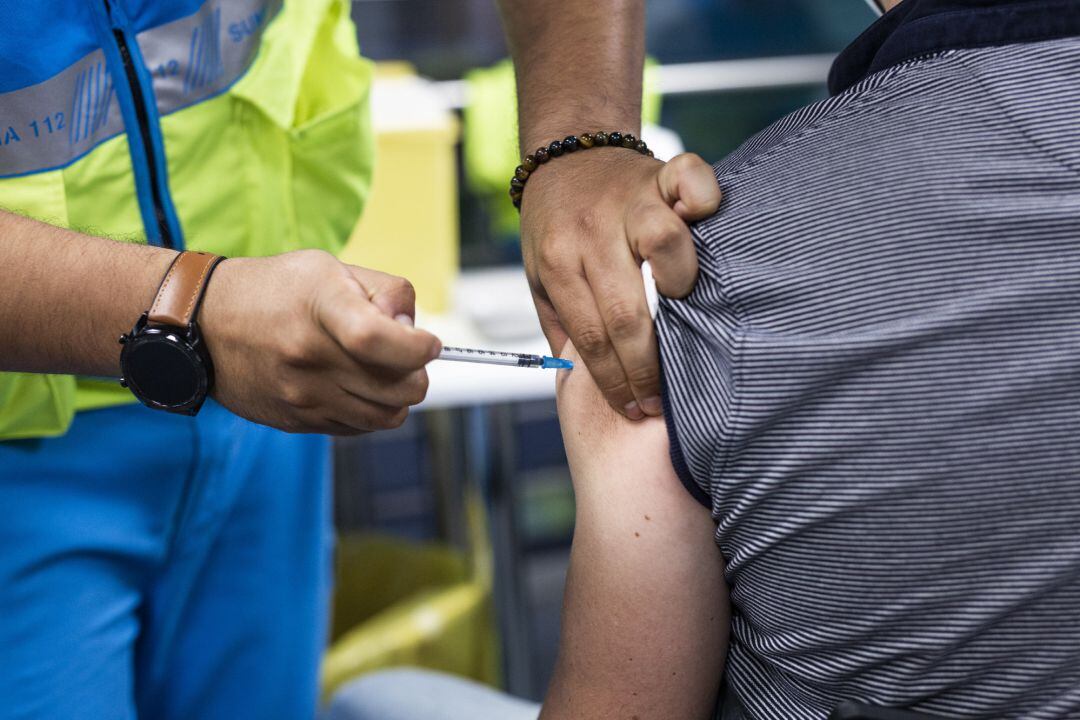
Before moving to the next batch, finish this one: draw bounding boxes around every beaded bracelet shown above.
[509,131,654,210]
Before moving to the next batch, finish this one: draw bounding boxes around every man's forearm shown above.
[496,0,645,153]
[0,210,175,377]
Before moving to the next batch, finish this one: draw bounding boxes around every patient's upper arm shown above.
[541,346,729,720]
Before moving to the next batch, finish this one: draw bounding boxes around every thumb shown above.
[657,153,723,221]
[347,266,418,320]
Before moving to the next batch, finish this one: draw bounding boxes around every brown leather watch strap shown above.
[147,251,225,328]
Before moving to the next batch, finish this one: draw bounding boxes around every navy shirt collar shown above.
[829,0,1080,96]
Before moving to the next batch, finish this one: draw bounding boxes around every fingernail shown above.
[624,401,645,421]
[395,313,414,327]
[641,396,663,416]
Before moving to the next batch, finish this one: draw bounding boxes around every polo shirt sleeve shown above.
[655,231,743,511]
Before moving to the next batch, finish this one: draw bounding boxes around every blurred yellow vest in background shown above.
[340,63,461,315]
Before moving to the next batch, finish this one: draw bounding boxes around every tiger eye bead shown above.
[508,130,655,212]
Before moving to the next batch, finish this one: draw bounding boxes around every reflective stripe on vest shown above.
[0,0,282,179]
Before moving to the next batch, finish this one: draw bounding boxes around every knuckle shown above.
[570,208,603,237]
[351,410,380,433]
[627,364,661,389]
[279,380,314,411]
[392,276,416,303]
[537,242,572,278]
[279,335,313,368]
[671,152,705,171]
[638,215,686,256]
[292,247,336,270]
[408,371,430,406]
[606,301,647,340]
[574,326,609,358]
[379,407,409,430]
[537,211,604,276]
[345,319,378,350]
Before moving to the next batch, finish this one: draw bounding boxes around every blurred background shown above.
[324,0,876,706]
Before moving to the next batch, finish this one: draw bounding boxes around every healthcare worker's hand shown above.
[201,250,441,435]
[520,149,721,420]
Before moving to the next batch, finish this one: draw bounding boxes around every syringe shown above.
[438,345,574,370]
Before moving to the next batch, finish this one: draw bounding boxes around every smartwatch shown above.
[119,251,226,416]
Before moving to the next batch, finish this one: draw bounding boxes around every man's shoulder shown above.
[713,50,965,184]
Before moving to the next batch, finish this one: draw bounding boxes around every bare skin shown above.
[496,0,722,422]
[0,210,441,434]
[541,344,730,720]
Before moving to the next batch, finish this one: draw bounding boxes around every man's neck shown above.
[882,0,902,9]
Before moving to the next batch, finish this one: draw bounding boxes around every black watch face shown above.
[121,329,208,410]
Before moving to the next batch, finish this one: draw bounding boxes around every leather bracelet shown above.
[509,131,654,210]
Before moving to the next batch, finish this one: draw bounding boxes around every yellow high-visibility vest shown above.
[0,0,374,439]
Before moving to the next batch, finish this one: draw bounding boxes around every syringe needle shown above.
[540,356,574,370]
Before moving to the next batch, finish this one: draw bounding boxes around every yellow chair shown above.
[321,490,498,702]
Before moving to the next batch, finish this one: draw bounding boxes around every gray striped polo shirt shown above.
[657,4,1080,718]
